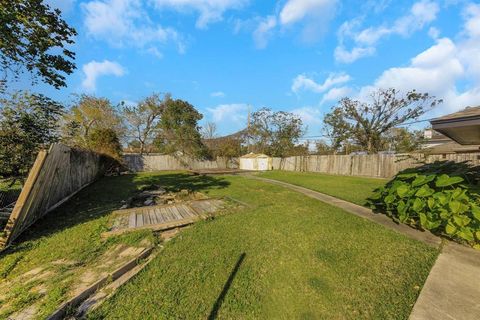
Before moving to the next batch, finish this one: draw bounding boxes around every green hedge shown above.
[367,161,480,248]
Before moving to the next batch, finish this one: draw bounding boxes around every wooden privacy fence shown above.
[272,153,480,178]
[124,154,238,172]
[124,153,480,179]
[0,144,116,249]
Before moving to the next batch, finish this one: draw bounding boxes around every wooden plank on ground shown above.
[128,213,136,228]
[170,206,182,220]
[136,213,143,227]
[154,208,164,223]
[102,217,199,237]
[143,211,151,225]
[163,207,176,221]
[178,205,194,218]
[148,210,158,225]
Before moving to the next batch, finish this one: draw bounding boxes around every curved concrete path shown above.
[248,176,480,320]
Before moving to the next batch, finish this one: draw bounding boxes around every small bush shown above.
[367,161,480,248]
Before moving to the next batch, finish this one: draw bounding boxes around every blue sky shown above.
[34,0,480,137]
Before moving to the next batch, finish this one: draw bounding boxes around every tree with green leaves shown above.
[62,95,124,148]
[249,108,305,157]
[0,0,77,91]
[322,88,441,154]
[314,140,335,155]
[384,127,424,153]
[0,91,62,183]
[86,128,123,160]
[154,99,209,159]
[122,93,170,155]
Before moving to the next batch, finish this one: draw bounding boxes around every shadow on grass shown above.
[132,172,231,193]
[208,252,246,320]
[1,172,230,256]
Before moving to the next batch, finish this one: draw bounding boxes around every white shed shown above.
[239,153,273,171]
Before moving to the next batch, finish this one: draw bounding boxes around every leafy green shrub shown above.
[367,162,480,248]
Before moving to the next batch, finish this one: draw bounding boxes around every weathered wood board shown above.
[104,199,225,236]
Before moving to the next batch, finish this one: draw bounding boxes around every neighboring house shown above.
[421,129,480,154]
[422,106,480,154]
[430,106,480,145]
[239,153,272,171]
[422,129,451,148]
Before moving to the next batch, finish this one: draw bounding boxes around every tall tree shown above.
[0,91,62,183]
[322,88,441,154]
[0,0,77,91]
[62,95,124,148]
[249,108,305,157]
[154,99,209,159]
[122,93,169,155]
[201,122,218,139]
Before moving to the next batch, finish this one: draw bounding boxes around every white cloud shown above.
[81,60,125,91]
[334,46,375,63]
[355,0,439,45]
[460,3,480,84]
[246,0,337,49]
[360,29,480,114]
[146,47,164,59]
[371,38,462,100]
[279,0,338,42]
[152,0,248,28]
[290,106,322,126]
[321,86,352,104]
[292,73,351,94]
[463,2,480,38]
[211,91,226,97]
[253,15,277,49]
[207,103,248,123]
[392,0,439,36]
[279,0,337,25]
[335,0,440,63]
[82,0,185,52]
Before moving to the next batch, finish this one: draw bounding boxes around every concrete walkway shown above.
[248,176,480,320]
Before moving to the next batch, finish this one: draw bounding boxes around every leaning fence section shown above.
[0,144,113,249]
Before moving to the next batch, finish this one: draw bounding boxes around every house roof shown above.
[430,106,480,145]
[431,106,480,123]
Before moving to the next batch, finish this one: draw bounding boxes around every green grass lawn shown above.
[0,174,156,319]
[88,172,437,320]
[258,170,388,205]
